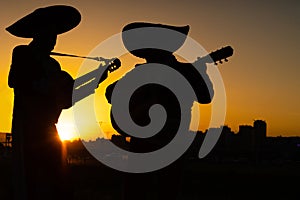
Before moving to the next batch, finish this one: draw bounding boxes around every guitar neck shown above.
[195,46,234,66]
[74,67,103,88]
[74,58,121,89]
[194,54,215,66]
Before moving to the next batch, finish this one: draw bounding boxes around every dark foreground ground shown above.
[1,157,299,200]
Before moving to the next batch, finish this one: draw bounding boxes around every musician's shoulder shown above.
[13,45,30,52]
[12,45,32,58]
[59,70,74,80]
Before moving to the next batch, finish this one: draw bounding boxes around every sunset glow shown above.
[56,122,78,141]
[1,2,299,200]
[0,1,299,140]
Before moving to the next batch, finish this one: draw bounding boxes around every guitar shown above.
[107,45,233,140]
[194,45,234,66]
[56,58,121,109]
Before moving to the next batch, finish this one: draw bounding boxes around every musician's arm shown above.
[72,67,110,105]
[184,61,214,104]
[194,62,214,104]
[9,46,61,96]
[8,46,33,89]
[72,80,97,106]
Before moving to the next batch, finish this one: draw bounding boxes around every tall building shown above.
[254,120,267,140]
[237,125,253,159]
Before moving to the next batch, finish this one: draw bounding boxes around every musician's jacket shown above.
[8,44,74,147]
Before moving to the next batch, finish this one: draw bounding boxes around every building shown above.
[253,119,267,143]
[0,132,11,147]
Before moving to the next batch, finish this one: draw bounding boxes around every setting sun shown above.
[56,122,78,141]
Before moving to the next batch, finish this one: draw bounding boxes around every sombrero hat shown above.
[122,22,190,58]
[6,5,81,38]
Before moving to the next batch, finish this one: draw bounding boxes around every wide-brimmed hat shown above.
[122,22,190,58]
[6,5,81,38]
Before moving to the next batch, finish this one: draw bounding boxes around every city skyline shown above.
[1,117,299,200]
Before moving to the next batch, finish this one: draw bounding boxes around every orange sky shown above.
[0,0,299,140]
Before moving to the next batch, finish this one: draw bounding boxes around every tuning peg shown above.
[214,62,218,65]
[219,60,223,64]
[225,58,228,62]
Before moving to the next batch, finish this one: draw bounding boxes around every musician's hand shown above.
[194,59,208,74]
[97,58,120,87]
[105,81,117,104]
[97,70,108,86]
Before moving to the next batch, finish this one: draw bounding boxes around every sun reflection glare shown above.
[56,122,78,141]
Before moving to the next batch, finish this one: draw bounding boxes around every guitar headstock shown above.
[107,58,121,72]
[209,46,234,65]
